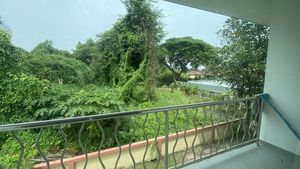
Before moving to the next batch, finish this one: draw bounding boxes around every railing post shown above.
[256,95,264,146]
[164,111,169,169]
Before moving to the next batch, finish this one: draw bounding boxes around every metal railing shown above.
[0,96,262,169]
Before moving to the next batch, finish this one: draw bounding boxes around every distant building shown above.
[188,70,214,79]
[188,70,202,79]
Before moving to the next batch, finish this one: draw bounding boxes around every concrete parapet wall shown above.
[34,120,239,169]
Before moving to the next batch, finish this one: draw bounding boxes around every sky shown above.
[0,0,228,51]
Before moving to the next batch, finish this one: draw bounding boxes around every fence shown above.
[0,96,262,169]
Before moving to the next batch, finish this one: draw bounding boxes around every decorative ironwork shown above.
[0,96,262,169]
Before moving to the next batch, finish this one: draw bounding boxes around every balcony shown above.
[0,95,267,169]
[1,94,299,169]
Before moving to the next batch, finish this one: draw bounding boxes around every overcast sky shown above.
[0,0,228,51]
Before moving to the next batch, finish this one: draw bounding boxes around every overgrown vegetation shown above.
[0,2,268,168]
[25,53,94,85]
[211,18,269,97]
[0,1,214,167]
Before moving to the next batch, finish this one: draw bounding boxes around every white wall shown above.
[261,0,300,155]
[164,0,300,156]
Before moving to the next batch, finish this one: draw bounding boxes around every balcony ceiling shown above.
[164,0,272,26]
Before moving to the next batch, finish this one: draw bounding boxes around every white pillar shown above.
[261,0,300,155]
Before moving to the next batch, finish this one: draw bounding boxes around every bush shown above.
[178,84,199,95]
[0,130,62,169]
[130,84,148,102]
[180,73,189,82]
[33,84,126,152]
[24,54,94,85]
[0,74,49,123]
[34,84,124,119]
[0,28,22,82]
[127,88,214,141]
[0,84,126,168]
[158,69,176,86]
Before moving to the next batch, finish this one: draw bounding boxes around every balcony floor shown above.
[183,141,299,169]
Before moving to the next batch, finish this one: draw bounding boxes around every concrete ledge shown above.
[34,120,239,169]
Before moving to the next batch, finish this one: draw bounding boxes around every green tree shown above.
[123,0,164,100]
[0,28,22,82]
[213,18,269,97]
[0,27,22,123]
[31,40,70,56]
[91,23,143,86]
[161,37,215,79]
[25,53,93,85]
[74,38,96,65]
[0,27,49,124]
[1,74,49,123]
[90,0,164,100]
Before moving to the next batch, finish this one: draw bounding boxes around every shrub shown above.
[0,130,62,169]
[158,69,176,86]
[32,84,126,152]
[24,54,94,85]
[34,84,124,119]
[0,74,49,123]
[0,28,22,82]
[178,83,199,95]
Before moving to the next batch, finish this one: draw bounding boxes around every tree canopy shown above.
[74,38,96,65]
[0,27,49,123]
[79,0,164,100]
[31,40,70,56]
[25,53,93,85]
[212,18,269,97]
[161,37,215,79]
[0,27,21,81]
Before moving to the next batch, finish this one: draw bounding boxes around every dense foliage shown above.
[34,84,124,119]
[212,18,269,97]
[74,38,95,65]
[161,37,216,79]
[0,1,166,168]
[75,0,164,101]
[31,40,70,57]
[0,3,268,169]
[25,52,93,85]
[1,74,49,123]
[0,28,22,84]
